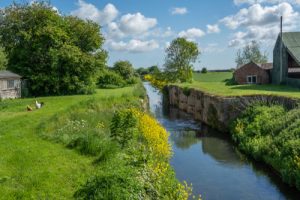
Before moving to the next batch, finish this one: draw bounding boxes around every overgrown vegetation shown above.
[230,104,300,190]
[38,87,191,199]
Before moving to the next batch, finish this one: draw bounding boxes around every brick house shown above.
[234,61,273,85]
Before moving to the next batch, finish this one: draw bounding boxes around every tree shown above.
[0,47,7,70]
[0,2,106,95]
[235,41,268,67]
[164,37,200,82]
[201,67,207,74]
[112,60,135,80]
[148,65,160,74]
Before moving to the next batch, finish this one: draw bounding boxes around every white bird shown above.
[35,100,42,109]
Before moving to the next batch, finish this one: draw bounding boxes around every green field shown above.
[0,86,142,199]
[177,72,300,98]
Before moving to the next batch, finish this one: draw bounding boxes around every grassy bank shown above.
[177,72,300,98]
[231,104,300,190]
[0,86,143,199]
[0,83,190,199]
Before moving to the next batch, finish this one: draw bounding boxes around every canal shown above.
[144,82,300,200]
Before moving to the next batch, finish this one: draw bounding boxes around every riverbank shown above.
[166,85,299,131]
[164,81,300,191]
[145,82,300,199]
[0,83,189,199]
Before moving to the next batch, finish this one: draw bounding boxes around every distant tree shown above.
[164,37,200,82]
[0,2,106,95]
[136,67,149,76]
[201,67,207,74]
[0,47,7,70]
[235,41,268,67]
[148,65,160,74]
[113,60,135,80]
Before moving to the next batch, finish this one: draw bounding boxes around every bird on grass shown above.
[35,100,45,109]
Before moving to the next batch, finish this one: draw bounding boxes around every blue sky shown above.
[1,0,300,69]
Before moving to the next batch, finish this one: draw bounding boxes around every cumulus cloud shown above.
[71,0,118,25]
[234,0,300,5]
[220,2,300,47]
[171,7,188,15]
[178,28,205,40]
[106,39,159,53]
[119,13,157,35]
[207,24,220,33]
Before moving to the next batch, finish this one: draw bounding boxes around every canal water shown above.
[144,82,300,200]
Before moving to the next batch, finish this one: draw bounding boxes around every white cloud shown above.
[207,24,220,33]
[220,2,300,47]
[171,7,188,15]
[119,13,157,35]
[178,28,205,40]
[106,39,159,53]
[71,0,118,25]
[234,0,300,5]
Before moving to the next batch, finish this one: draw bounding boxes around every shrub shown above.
[110,110,139,147]
[98,70,126,88]
[201,67,207,73]
[74,168,143,200]
[231,104,300,189]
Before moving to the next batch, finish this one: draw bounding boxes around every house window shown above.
[247,75,257,84]
[7,80,15,89]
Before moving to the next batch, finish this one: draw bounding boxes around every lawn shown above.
[0,86,141,199]
[177,72,300,98]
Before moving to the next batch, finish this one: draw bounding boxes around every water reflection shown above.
[143,82,300,200]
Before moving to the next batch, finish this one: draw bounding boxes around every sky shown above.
[1,0,300,70]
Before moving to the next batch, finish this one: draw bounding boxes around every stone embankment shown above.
[166,85,299,132]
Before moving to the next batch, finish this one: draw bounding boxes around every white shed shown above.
[0,70,22,99]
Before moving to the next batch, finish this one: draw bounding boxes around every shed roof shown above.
[236,61,273,70]
[0,70,21,79]
[257,63,273,70]
[282,32,300,65]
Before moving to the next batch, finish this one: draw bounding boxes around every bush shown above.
[98,70,126,88]
[201,67,207,73]
[110,110,139,147]
[74,167,143,200]
[231,104,300,189]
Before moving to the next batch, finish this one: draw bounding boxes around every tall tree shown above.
[164,38,200,82]
[235,41,268,67]
[0,47,7,70]
[0,2,106,95]
[112,60,135,80]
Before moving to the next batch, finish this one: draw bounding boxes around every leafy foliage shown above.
[97,69,126,88]
[231,104,300,189]
[201,67,207,74]
[38,83,190,199]
[164,38,200,82]
[235,41,268,66]
[0,46,7,70]
[0,2,106,95]
[113,60,135,80]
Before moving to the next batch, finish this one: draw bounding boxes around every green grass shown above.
[0,86,142,199]
[177,72,300,98]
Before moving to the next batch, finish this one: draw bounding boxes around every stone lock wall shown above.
[167,85,299,132]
